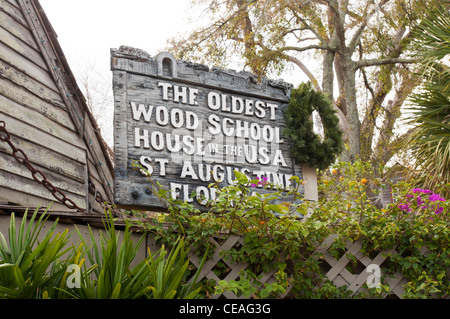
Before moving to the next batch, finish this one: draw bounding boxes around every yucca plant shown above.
[0,207,206,299]
[145,236,206,299]
[63,210,206,299]
[0,207,72,298]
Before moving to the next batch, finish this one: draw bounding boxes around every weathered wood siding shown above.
[0,0,113,214]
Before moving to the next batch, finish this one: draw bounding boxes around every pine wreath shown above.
[283,82,344,170]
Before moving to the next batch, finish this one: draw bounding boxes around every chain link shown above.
[0,120,107,213]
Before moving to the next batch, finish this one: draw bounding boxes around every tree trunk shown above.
[342,55,361,160]
[322,50,335,100]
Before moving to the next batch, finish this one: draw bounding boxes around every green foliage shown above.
[0,207,71,298]
[145,237,207,299]
[0,207,205,299]
[405,5,450,197]
[316,160,449,299]
[131,160,449,299]
[284,82,344,170]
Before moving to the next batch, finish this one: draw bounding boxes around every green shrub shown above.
[0,207,205,299]
[0,207,71,298]
[131,160,449,299]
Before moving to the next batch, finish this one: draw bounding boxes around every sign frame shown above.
[111,46,317,211]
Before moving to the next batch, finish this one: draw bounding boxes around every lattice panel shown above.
[188,235,286,299]
[188,234,411,299]
[315,235,408,298]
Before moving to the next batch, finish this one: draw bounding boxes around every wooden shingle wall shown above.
[0,0,113,216]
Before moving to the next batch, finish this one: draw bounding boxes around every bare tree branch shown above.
[280,44,336,53]
[283,54,322,91]
[356,57,418,69]
[285,5,327,42]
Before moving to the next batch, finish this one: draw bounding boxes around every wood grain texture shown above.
[0,0,113,213]
[111,48,312,211]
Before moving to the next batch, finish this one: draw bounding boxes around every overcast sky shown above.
[38,0,302,146]
[40,0,196,70]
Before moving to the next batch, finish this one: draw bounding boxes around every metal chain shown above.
[0,120,106,213]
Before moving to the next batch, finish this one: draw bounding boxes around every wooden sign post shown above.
[111,47,317,211]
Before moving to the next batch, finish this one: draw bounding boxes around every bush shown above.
[0,207,205,299]
[131,160,449,299]
[316,160,449,298]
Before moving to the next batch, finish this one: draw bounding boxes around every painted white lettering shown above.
[267,103,279,120]
[223,118,234,137]
[171,108,184,128]
[134,128,149,148]
[250,123,261,140]
[272,149,287,167]
[254,100,266,118]
[180,161,198,180]
[245,99,253,116]
[231,96,244,114]
[235,120,249,138]
[258,147,270,165]
[182,135,195,155]
[207,114,221,135]
[198,164,211,182]
[173,85,187,104]
[212,165,224,182]
[139,156,153,176]
[166,134,181,152]
[243,145,257,163]
[262,125,274,142]
[155,105,169,125]
[170,182,182,199]
[155,158,169,176]
[189,88,199,106]
[183,184,194,202]
[207,92,220,110]
[196,186,209,205]
[131,102,154,122]
[150,131,164,150]
[158,82,171,101]
[186,111,199,130]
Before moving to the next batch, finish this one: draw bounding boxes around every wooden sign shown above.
[111,47,315,211]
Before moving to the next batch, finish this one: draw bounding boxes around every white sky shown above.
[38,0,302,146]
[40,0,195,69]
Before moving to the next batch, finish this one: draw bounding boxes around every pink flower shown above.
[398,203,412,212]
[429,194,445,202]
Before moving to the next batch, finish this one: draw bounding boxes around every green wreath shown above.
[283,82,344,170]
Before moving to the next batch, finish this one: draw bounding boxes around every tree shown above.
[405,6,450,196]
[168,0,444,166]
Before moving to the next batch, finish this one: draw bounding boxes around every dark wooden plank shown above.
[0,22,47,70]
[0,94,84,148]
[0,0,34,45]
[0,38,58,91]
[0,167,86,210]
[0,59,64,107]
[0,187,70,211]
[0,76,75,130]
[0,151,86,197]
[0,138,86,183]
[0,112,87,163]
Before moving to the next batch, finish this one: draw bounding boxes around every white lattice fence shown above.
[188,234,410,299]
[315,235,408,298]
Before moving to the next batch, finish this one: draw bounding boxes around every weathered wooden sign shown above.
[111,46,317,211]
